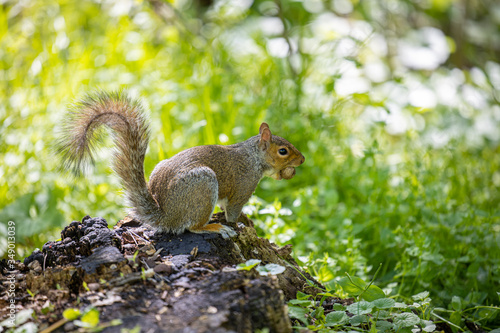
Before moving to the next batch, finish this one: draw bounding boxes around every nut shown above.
[280,167,296,180]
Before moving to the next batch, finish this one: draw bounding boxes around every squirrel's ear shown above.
[259,122,270,135]
[259,126,271,150]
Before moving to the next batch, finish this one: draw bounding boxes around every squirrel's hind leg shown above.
[187,193,237,238]
[171,167,236,238]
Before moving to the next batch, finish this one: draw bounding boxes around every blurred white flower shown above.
[332,0,353,15]
[462,84,488,109]
[108,0,133,17]
[259,17,284,36]
[312,13,350,39]
[267,37,290,58]
[385,104,408,135]
[303,0,324,13]
[367,34,388,57]
[335,76,370,96]
[408,88,437,109]
[364,60,390,83]
[428,130,450,148]
[474,113,500,141]
[486,61,500,90]
[398,27,450,70]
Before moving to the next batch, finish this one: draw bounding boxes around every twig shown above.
[39,318,68,333]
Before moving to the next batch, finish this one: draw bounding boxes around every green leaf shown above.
[421,252,444,265]
[109,319,123,326]
[288,299,314,307]
[349,314,369,326]
[63,308,81,321]
[361,285,386,301]
[451,296,462,311]
[288,305,309,325]
[296,291,313,300]
[337,276,384,301]
[477,307,498,319]
[412,291,430,301]
[393,313,420,329]
[311,306,325,320]
[236,259,261,271]
[75,308,99,328]
[332,303,345,311]
[450,311,461,327]
[375,310,391,320]
[41,301,55,315]
[346,301,374,315]
[375,320,393,332]
[372,298,395,309]
[398,328,414,333]
[256,263,286,276]
[337,276,366,296]
[421,319,436,332]
[318,265,335,282]
[325,311,349,326]
[318,292,336,297]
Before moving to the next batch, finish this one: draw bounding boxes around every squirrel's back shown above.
[148,137,265,208]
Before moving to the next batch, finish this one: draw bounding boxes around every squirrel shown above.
[57,91,305,238]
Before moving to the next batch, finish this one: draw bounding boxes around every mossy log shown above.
[1,213,325,333]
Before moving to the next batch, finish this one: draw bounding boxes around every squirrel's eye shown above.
[278,148,288,155]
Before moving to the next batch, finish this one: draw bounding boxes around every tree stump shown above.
[1,213,325,332]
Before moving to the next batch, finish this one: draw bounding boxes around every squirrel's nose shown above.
[300,154,305,164]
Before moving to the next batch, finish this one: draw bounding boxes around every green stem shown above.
[358,263,383,300]
[345,272,365,291]
[461,305,500,313]
[430,311,464,331]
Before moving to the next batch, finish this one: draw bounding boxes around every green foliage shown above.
[289,284,499,332]
[74,307,100,328]
[236,259,286,276]
[236,259,262,271]
[337,274,385,302]
[62,306,122,331]
[256,263,286,276]
[63,308,81,321]
[1,0,499,329]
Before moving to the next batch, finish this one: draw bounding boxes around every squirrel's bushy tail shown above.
[56,91,161,223]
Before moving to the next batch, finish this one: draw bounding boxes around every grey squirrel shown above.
[57,91,305,238]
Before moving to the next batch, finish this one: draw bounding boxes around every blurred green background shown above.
[1,0,499,327]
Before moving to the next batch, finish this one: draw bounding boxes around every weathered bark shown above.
[1,213,325,332]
